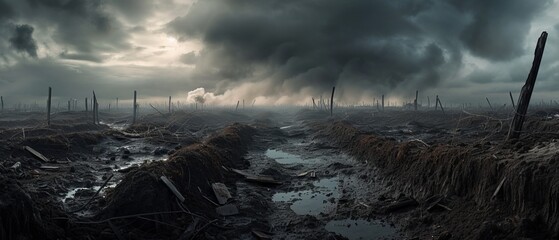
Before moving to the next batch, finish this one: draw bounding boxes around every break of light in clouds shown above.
[1,0,559,106]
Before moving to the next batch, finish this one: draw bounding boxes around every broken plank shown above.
[252,229,273,239]
[231,168,251,177]
[160,176,185,202]
[24,146,50,163]
[491,177,507,200]
[211,183,232,205]
[383,198,418,213]
[216,204,239,216]
[39,165,60,170]
[245,175,282,185]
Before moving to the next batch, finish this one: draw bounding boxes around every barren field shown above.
[2,106,559,239]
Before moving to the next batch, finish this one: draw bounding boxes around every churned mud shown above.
[1,107,559,239]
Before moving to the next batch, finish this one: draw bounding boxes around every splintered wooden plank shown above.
[211,183,232,205]
[39,165,59,170]
[245,175,282,185]
[160,176,186,202]
[24,146,50,163]
[216,204,239,216]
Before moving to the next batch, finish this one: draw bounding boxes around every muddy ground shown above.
[1,106,559,239]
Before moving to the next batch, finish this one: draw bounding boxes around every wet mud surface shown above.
[1,107,559,239]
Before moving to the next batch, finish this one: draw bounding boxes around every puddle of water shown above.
[62,186,101,202]
[273,177,339,216]
[325,219,398,240]
[265,149,318,164]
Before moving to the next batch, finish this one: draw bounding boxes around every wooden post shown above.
[235,100,239,111]
[85,98,88,112]
[381,95,385,111]
[312,98,316,109]
[509,91,516,109]
[435,95,439,110]
[437,96,445,114]
[47,87,52,126]
[486,97,493,110]
[67,100,71,111]
[1,96,3,112]
[92,91,97,124]
[168,96,172,113]
[508,31,548,140]
[330,86,335,116]
[414,90,418,111]
[133,91,137,124]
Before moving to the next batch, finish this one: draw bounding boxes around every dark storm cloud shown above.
[166,0,554,97]
[9,24,38,58]
[450,0,553,61]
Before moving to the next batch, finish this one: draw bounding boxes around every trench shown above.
[230,121,402,239]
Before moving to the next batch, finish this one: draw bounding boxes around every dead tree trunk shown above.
[414,90,418,111]
[168,96,172,113]
[435,95,439,110]
[47,87,52,126]
[235,101,239,111]
[133,91,137,124]
[509,91,516,109]
[85,98,88,112]
[508,31,548,140]
[330,86,335,116]
[427,96,430,108]
[1,96,3,112]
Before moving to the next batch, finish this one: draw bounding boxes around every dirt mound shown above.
[0,176,49,240]
[315,121,559,238]
[98,123,255,239]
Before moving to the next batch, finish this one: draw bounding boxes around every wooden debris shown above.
[383,198,418,213]
[436,203,452,211]
[296,171,310,177]
[492,177,507,200]
[178,217,200,240]
[10,162,21,170]
[39,165,59,170]
[245,175,282,185]
[211,183,232,205]
[160,176,185,202]
[252,229,273,239]
[232,168,282,185]
[24,146,50,163]
[216,204,239,216]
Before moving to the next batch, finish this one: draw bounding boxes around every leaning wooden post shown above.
[486,97,493,110]
[133,91,137,124]
[330,86,335,116]
[312,98,317,109]
[437,96,445,114]
[47,87,52,126]
[235,100,240,111]
[509,91,516,109]
[508,31,548,140]
[414,90,418,111]
[168,96,172,113]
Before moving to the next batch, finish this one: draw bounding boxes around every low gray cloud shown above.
[179,51,197,65]
[9,24,38,58]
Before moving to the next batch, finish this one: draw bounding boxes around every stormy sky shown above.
[1,0,559,106]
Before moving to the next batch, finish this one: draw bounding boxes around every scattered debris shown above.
[160,176,186,202]
[211,183,232,205]
[216,204,239,216]
[24,146,50,163]
[252,229,273,239]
